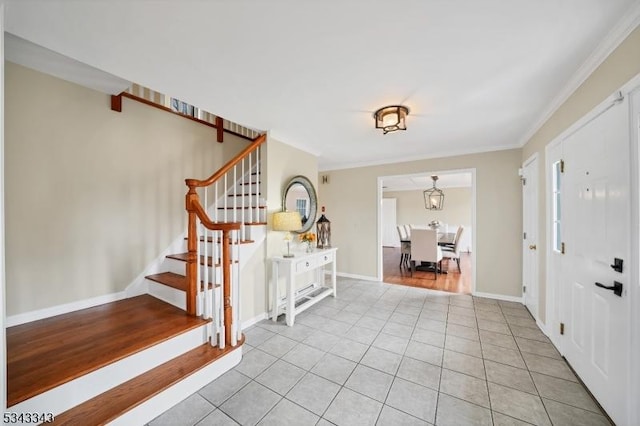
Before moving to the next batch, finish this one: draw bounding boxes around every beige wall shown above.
[255,137,318,318]
[521,25,640,324]
[319,149,522,297]
[385,187,472,231]
[5,62,250,315]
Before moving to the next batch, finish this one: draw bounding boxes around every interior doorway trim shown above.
[521,153,539,322]
[376,168,477,295]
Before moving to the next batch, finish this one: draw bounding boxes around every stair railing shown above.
[185,133,266,348]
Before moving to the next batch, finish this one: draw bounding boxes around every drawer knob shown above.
[306,262,309,267]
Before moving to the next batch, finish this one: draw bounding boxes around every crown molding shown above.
[318,143,517,172]
[517,2,640,148]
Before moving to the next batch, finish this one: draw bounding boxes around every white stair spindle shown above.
[256,146,262,222]
[211,229,219,346]
[224,175,228,223]
[233,165,237,223]
[214,182,218,222]
[248,152,253,224]
[218,229,226,349]
[241,157,246,240]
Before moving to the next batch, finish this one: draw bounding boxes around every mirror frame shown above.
[282,175,318,233]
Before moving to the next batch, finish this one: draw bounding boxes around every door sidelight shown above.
[595,281,623,297]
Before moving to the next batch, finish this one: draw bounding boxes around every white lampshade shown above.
[272,211,302,232]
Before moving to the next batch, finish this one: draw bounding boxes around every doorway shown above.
[377,169,476,294]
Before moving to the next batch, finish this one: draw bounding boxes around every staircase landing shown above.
[7,295,208,407]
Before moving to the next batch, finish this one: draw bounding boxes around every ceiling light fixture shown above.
[374,105,409,134]
[424,175,444,210]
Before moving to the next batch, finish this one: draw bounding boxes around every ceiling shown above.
[4,1,640,170]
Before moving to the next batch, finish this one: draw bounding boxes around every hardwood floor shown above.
[383,246,472,294]
[6,295,208,407]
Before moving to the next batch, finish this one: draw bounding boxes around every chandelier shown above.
[424,175,444,210]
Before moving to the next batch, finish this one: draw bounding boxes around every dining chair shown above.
[396,225,411,267]
[441,225,463,250]
[442,226,464,272]
[410,229,443,279]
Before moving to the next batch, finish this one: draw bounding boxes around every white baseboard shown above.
[472,291,523,304]
[6,291,127,327]
[337,272,379,281]
[536,318,549,336]
[242,312,268,330]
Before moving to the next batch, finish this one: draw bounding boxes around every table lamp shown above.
[272,211,302,258]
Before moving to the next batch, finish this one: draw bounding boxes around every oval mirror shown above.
[282,175,317,233]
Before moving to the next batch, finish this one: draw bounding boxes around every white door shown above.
[382,198,399,247]
[522,155,539,319]
[561,96,630,425]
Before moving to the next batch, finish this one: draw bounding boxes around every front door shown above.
[561,95,630,425]
[522,155,539,319]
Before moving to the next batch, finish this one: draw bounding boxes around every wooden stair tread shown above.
[53,339,243,425]
[6,295,208,407]
[146,272,217,291]
[166,253,238,267]
[217,206,266,210]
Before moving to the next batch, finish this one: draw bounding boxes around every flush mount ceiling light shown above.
[424,175,445,210]
[374,105,409,134]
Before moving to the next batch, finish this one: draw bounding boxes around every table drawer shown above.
[317,251,334,266]
[295,257,317,273]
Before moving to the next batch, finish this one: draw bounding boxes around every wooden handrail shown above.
[184,131,265,349]
[186,133,266,189]
[115,92,257,142]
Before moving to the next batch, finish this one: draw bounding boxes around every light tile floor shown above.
[149,278,611,426]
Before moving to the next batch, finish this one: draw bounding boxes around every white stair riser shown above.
[213,208,265,223]
[109,348,243,426]
[147,280,222,311]
[224,194,262,206]
[196,240,243,255]
[164,258,229,279]
[10,324,208,419]
[148,281,186,310]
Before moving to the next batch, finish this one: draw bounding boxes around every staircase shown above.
[5,134,267,424]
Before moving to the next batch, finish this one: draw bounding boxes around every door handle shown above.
[595,281,623,297]
[529,245,537,250]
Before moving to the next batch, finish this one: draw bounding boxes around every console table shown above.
[270,247,338,326]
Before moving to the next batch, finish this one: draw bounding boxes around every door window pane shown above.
[553,160,562,252]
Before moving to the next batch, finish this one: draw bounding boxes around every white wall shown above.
[255,137,318,319]
[522,25,640,324]
[319,149,521,297]
[385,187,472,251]
[1,3,7,412]
[5,62,250,315]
